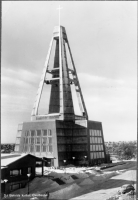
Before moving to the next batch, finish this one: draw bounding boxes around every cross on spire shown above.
[57,5,63,27]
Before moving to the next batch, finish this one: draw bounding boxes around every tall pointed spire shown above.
[31,26,88,121]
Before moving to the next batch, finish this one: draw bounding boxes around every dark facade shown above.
[1,154,43,196]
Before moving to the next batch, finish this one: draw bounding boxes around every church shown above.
[15,25,107,167]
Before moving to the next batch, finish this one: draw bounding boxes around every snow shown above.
[10,161,136,200]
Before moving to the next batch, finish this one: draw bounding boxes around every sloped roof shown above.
[1,153,42,167]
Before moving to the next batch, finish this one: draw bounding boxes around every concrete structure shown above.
[15,26,107,167]
[1,154,43,197]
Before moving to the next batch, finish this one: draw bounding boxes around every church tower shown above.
[31,26,88,121]
[15,25,107,167]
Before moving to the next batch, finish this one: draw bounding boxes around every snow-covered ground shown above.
[10,161,136,200]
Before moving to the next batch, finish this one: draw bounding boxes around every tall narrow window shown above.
[49,145,53,153]
[92,130,95,136]
[96,145,98,151]
[43,130,47,136]
[36,146,40,152]
[90,152,94,159]
[31,130,35,137]
[101,145,103,151]
[30,138,35,144]
[26,131,30,137]
[48,137,52,144]
[37,130,41,136]
[25,138,28,144]
[48,130,52,136]
[36,138,41,144]
[102,152,105,158]
[24,145,28,152]
[99,130,102,136]
[30,145,34,152]
[93,145,96,151]
[96,152,99,158]
[94,152,97,159]
[42,146,47,152]
[42,137,47,144]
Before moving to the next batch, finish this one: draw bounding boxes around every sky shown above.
[1,1,137,143]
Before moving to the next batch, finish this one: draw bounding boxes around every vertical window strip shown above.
[97,130,99,136]
[99,130,102,136]
[99,152,102,158]
[96,152,98,158]
[92,130,94,136]
[102,152,105,158]
[94,152,97,159]
[90,152,94,159]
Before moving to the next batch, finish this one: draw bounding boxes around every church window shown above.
[48,129,52,136]
[102,152,105,158]
[42,130,47,136]
[30,145,34,152]
[30,138,35,144]
[31,130,35,137]
[37,130,41,136]
[42,146,47,152]
[90,152,94,159]
[49,145,53,152]
[48,137,52,144]
[42,137,47,144]
[36,138,40,144]
[36,146,40,152]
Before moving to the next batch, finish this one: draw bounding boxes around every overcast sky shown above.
[2,1,137,143]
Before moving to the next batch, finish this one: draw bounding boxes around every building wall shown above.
[15,120,59,167]
[56,120,88,166]
[56,120,107,166]
[15,119,107,167]
[88,120,106,165]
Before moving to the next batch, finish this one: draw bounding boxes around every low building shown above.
[1,153,43,197]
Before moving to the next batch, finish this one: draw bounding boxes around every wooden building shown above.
[1,154,43,197]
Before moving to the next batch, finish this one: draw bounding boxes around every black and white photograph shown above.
[1,1,137,200]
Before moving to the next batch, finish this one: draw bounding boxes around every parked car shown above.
[118,184,135,194]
